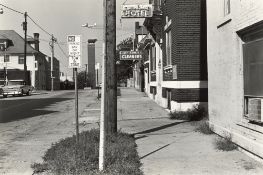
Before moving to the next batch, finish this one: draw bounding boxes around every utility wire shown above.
[27,15,52,37]
[0,3,53,37]
[122,0,128,5]
[56,42,68,59]
[0,3,23,15]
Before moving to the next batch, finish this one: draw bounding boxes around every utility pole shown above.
[50,35,56,91]
[23,12,27,85]
[85,63,88,87]
[99,0,117,171]
[104,0,117,134]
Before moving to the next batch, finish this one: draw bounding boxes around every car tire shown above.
[19,90,24,96]
[26,90,31,96]
[3,95,7,98]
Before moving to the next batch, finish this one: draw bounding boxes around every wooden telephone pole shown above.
[99,0,117,171]
[23,12,28,85]
[104,0,117,134]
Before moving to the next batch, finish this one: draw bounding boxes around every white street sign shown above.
[67,35,81,68]
[95,63,100,70]
[121,4,153,18]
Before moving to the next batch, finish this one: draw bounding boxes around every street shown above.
[0,90,98,175]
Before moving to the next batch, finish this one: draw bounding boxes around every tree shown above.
[116,37,134,85]
[77,71,89,89]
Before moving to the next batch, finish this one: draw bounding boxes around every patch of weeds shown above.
[169,105,207,121]
[31,163,48,174]
[243,161,256,171]
[214,134,237,151]
[32,129,142,175]
[195,120,214,135]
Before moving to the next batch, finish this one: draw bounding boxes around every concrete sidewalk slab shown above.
[117,88,263,175]
[82,87,263,174]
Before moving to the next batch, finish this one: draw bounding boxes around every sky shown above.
[0,0,148,76]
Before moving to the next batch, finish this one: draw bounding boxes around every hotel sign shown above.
[121,4,153,18]
[120,51,143,60]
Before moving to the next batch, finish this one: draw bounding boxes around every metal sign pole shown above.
[67,35,81,145]
[74,68,79,144]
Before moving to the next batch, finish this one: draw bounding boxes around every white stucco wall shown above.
[207,0,245,127]
[207,0,263,159]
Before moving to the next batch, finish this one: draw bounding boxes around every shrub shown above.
[32,129,142,175]
[169,105,207,121]
[195,120,214,135]
[214,135,237,151]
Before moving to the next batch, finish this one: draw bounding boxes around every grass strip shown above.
[32,129,143,175]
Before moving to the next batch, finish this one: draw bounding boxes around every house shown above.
[137,0,207,111]
[0,30,60,90]
[207,0,263,159]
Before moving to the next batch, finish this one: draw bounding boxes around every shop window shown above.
[151,45,156,71]
[239,23,263,124]
[166,30,172,66]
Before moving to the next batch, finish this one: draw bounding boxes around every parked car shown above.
[1,81,34,98]
[0,85,3,95]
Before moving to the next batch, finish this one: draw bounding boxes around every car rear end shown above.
[2,85,22,96]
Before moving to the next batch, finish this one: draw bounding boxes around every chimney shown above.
[33,33,39,51]
[88,39,97,89]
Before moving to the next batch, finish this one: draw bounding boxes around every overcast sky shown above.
[0,0,148,75]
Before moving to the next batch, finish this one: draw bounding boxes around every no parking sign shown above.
[67,35,81,68]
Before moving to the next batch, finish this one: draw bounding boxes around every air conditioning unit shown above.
[247,98,263,122]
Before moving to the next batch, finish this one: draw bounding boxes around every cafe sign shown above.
[119,51,143,60]
[121,4,153,18]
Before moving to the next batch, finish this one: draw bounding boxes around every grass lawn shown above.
[32,129,143,175]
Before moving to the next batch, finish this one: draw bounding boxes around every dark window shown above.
[4,55,10,62]
[18,56,24,64]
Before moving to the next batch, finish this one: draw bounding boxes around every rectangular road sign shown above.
[67,35,81,68]
[119,51,143,60]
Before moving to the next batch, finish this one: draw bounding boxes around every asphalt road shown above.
[0,89,98,175]
[0,91,73,123]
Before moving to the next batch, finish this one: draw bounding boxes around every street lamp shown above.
[81,22,97,28]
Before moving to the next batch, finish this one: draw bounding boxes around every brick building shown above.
[138,0,207,111]
[207,0,263,159]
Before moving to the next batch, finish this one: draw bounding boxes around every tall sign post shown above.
[67,35,81,144]
[95,63,100,99]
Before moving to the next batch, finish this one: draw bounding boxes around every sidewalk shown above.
[82,88,263,175]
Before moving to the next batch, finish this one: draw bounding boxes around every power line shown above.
[1,3,53,38]
[27,15,52,37]
[0,3,23,15]
[56,42,68,59]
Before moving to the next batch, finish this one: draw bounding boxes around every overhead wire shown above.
[0,3,23,15]
[27,15,52,37]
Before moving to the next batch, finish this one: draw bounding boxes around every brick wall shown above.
[162,87,207,102]
[162,0,207,81]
